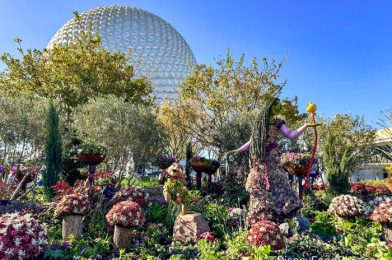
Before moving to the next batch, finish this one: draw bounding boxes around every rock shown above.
[142,186,164,204]
[294,216,311,231]
[173,213,210,242]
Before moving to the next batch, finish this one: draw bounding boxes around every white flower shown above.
[259,227,266,232]
[38,237,48,245]
[26,228,34,235]
[18,249,25,258]
[31,238,38,245]
[13,223,23,231]
[5,247,14,255]
[14,237,21,246]
[0,227,7,235]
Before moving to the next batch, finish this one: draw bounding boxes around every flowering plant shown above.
[328,195,365,218]
[53,180,93,200]
[157,155,176,169]
[78,143,108,156]
[106,201,145,227]
[0,213,48,260]
[197,231,217,242]
[280,152,311,166]
[385,165,392,175]
[54,193,91,218]
[369,200,392,224]
[312,183,326,191]
[89,172,115,187]
[351,182,390,198]
[109,186,150,208]
[246,220,285,250]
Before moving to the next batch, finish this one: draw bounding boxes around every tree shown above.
[318,114,375,196]
[168,51,286,157]
[44,102,62,198]
[372,110,392,162]
[157,101,192,158]
[73,96,167,176]
[0,14,152,117]
[0,96,47,173]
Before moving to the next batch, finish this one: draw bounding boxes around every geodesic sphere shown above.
[48,5,197,102]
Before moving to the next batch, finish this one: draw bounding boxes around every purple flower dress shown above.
[238,119,306,225]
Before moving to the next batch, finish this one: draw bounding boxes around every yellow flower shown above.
[306,102,317,114]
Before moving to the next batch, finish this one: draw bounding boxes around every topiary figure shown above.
[246,220,285,250]
[0,213,48,260]
[106,201,145,250]
[54,193,91,240]
[163,163,191,215]
[108,186,150,208]
[328,194,365,219]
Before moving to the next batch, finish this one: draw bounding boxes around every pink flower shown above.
[246,220,285,250]
[54,193,91,218]
[0,213,47,259]
[106,201,145,228]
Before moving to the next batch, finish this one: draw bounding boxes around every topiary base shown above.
[173,213,210,242]
[62,215,83,240]
[113,225,135,251]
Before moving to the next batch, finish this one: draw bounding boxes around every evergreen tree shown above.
[185,142,193,188]
[44,102,62,198]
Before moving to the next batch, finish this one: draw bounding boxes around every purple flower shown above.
[51,243,62,250]
[62,241,71,248]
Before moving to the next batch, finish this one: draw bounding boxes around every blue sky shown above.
[1,0,391,127]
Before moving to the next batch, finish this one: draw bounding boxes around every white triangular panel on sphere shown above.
[47,5,197,103]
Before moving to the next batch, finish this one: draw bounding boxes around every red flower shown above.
[246,220,285,250]
[54,193,91,218]
[198,231,217,242]
[109,187,150,208]
[106,201,145,227]
[369,201,392,224]
[0,213,48,259]
[350,183,365,193]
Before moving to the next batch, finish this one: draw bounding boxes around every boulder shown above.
[173,213,210,242]
[142,186,164,204]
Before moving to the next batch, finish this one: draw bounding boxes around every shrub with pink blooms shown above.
[328,194,365,218]
[369,200,392,224]
[106,201,145,227]
[0,213,48,260]
[246,220,285,250]
[54,193,91,218]
[109,186,150,208]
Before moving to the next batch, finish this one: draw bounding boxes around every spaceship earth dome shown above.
[47,5,197,102]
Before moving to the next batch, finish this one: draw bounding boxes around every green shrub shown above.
[202,203,229,238]
[146,202,167,222]
[310,211,337,240]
